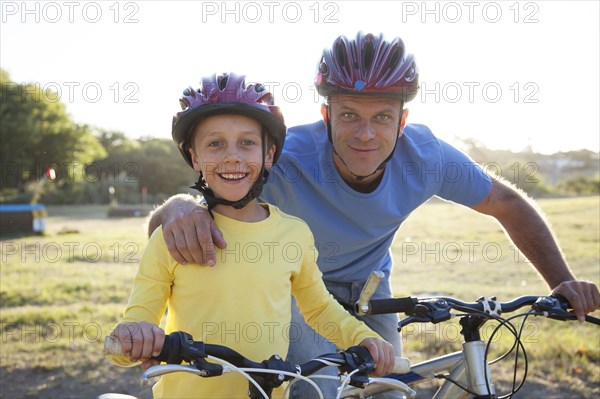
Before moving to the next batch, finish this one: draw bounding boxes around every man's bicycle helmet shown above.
[171,73,286,210]
[315,32,419,102]
[315,33,419,182]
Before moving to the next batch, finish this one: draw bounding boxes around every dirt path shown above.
[1,364,596,398]
[1,363,152,399]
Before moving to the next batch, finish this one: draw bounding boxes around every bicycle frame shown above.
[342,341,495,399]
[409,339,494,399]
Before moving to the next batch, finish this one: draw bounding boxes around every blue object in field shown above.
[0,204,47,213]
[0,204,47,235]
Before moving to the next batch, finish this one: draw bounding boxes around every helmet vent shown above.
[178,99,189,111]
[388,44,402,70]
[319,58,329,74]
[218,74,229,90]
[405,64,416,81]
[335,42,347,68]
[363,42,375,71]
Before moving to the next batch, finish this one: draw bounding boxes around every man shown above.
[148,33,600,398]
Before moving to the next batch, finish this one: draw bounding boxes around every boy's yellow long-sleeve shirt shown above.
[112,204,381,398]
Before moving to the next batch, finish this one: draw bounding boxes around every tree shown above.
[557,176,600,195]
[75,132,197,205]
[0,70,106,194]
[129,137,197,196]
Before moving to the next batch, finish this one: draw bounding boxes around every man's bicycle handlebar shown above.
[357,294,600,328]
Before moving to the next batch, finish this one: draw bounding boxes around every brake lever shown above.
[532,296,573,321]
[398,299,453,329]
[142,364,205,384]
[533,296,600,325]
[340,346,375,388]
[398,315,433,329]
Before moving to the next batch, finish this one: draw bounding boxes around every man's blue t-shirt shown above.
[261,120,492,283]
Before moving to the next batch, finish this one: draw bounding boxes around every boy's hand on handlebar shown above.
[111,321,165,369]
[359,338,395,376]
[552,280,600,322]
[162,203,226,266]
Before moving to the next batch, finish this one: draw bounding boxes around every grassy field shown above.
[1,197,599,398]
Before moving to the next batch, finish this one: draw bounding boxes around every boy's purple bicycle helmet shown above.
[171,73,287,210]
[172,73,286,168]
[315,32,419,102]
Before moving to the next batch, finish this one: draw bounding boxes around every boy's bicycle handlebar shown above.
[103,331,411,398]
[357,294,600,327]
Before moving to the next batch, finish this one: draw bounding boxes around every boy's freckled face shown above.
[189,114,275,202]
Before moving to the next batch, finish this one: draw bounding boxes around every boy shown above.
[109,73,395,398]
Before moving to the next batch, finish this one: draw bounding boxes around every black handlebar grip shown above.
[368,297,417,315]
[152,331,207,364]
[585,315,600,326]
[103,333,175,362]
[151,333,173,363]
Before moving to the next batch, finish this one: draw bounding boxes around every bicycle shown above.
[338,272,600,398]
[102,330,413,399]
[101,272,599,399]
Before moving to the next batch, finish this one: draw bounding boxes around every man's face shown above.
[327,94,405,186]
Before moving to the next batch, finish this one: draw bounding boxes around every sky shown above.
[1,0,599,154]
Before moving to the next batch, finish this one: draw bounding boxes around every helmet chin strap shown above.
[191,129,269,212]
[331,147,383,182]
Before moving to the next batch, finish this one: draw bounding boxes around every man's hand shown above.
[111,321,165,370]
[148,195,227,265]
[162,205,226,265]
[359,337,395,376]
[551,280,600,322]
[471,178,600,322]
